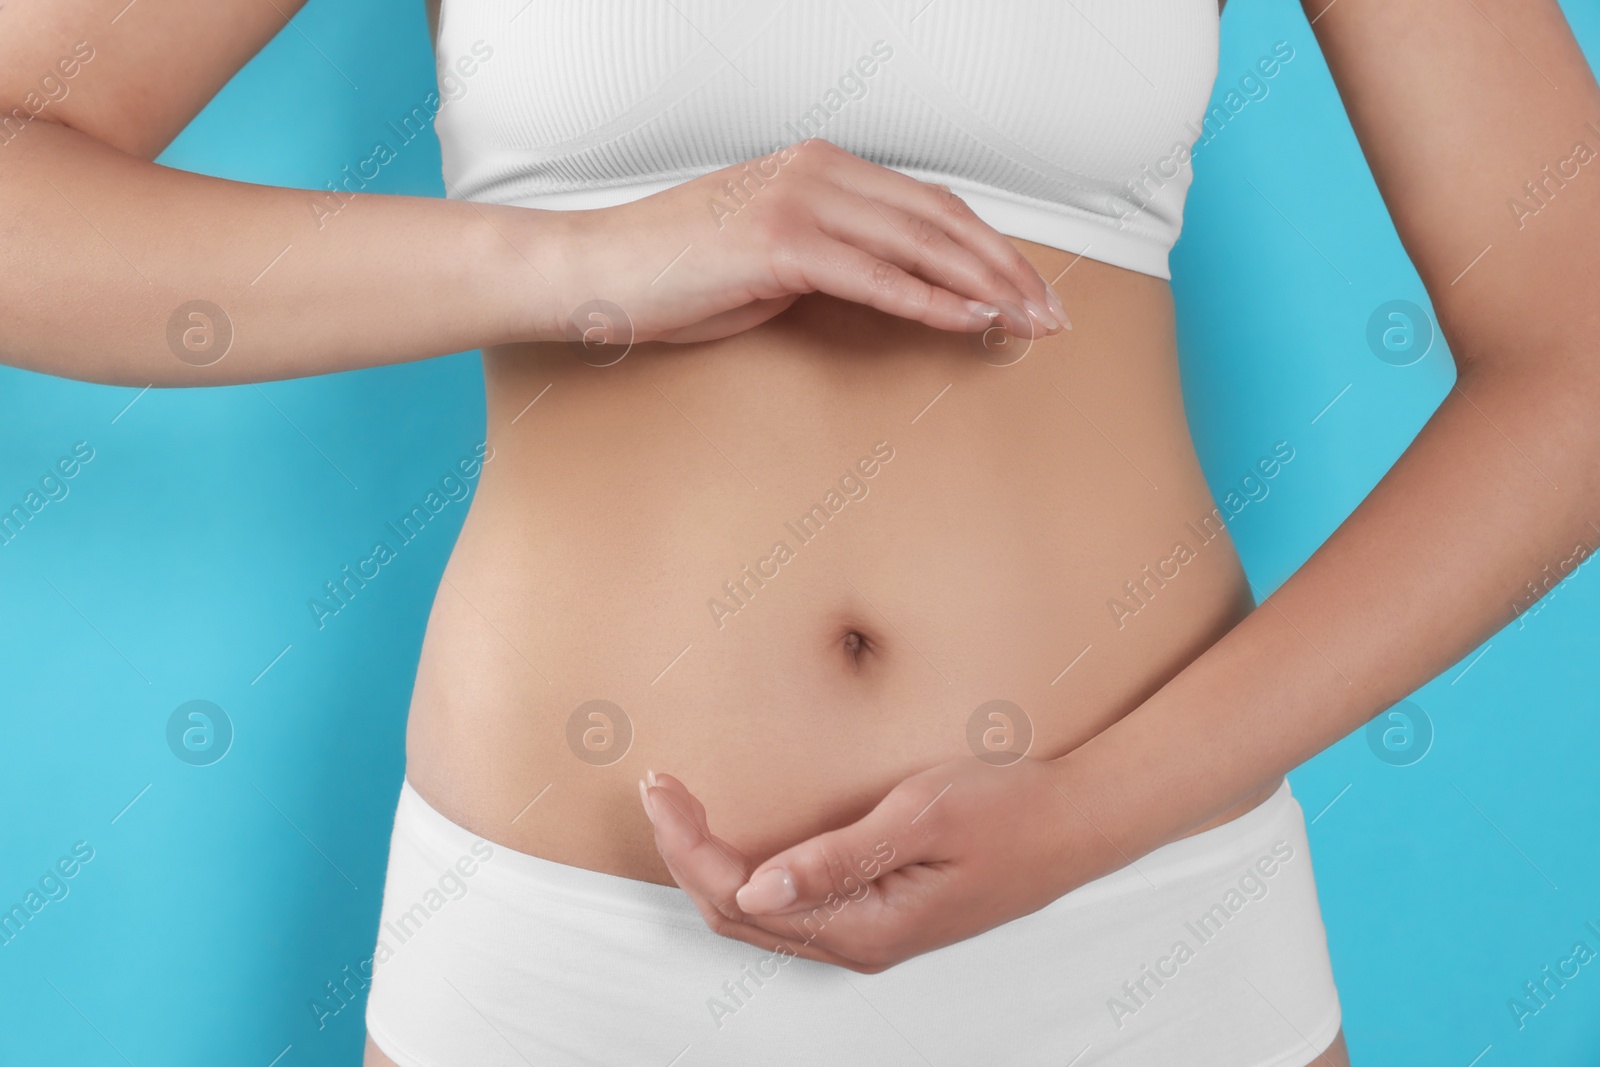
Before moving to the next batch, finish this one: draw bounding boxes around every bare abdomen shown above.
[403,241,1257,882]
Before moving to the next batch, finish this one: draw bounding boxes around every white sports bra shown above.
[433,2,1220,279]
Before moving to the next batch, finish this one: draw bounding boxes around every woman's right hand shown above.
[535,138,1070,347]
[1,1,1064,388]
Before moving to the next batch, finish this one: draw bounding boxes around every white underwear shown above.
[365,778,1341,1066]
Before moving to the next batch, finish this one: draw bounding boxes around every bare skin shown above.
[13,0,1595,1062]
[406,242,1272,880]
[2,0,1396,1059]
[615,4,1595,1063]
[384,240,1349,1061]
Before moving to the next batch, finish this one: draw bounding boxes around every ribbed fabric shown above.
[434,1,1219,278]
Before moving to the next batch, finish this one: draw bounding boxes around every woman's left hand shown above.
[639,755,1114,973]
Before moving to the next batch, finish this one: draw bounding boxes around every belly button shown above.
[836,623,876,666]
[842,630,876,663]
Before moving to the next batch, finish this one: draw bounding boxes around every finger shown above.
[812,189,1056,334]
[646,770,707,824]
[763,860,953,962]
[649,829,906,973]
[653,294,801,343]
[718,844,953,964]
[826,163,1067,327]
[641,777,888,970]
[655,844,885,968]
[644,777,744,892]
[642,777,755,927]
[733,782,943,917]
[661,876,891,972]
[779,234,1014,336]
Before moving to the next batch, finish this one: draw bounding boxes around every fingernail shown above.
[646,768,658,787]
[736,867,797,914]
[1024,300,1059,332]
[964,299,1002,321]
[638,779,656,824]
[1043,286,1070,328]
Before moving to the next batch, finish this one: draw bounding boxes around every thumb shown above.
[734,778,944,916]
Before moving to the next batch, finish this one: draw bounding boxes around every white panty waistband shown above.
[366,777,1341,1067]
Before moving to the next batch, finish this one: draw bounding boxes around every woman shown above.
[4,0,1597,1063]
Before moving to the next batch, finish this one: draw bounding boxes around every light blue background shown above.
[2,1,1596,1064]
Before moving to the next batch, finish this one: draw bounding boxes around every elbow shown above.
[1430,203,1600,390]
[0,104,72,152]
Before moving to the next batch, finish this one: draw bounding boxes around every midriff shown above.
[404,237,1270,886]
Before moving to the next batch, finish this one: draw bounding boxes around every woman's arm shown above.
[639,0,1600,970]
[1,0,1062,388]
[0,0,534,386]
[1053,0,1600,880]
[1,115,552,387]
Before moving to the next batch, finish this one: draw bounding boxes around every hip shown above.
[365,775,1340,1067]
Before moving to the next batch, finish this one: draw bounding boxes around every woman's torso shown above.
[404,0,1262,884]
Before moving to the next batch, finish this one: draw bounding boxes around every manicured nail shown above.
[638,779,656,824]
[736,867,797,914]
[964,299,1002,321]
[646,768,657,787]
[1024,300,1059,332]
[1043,286,1070,328]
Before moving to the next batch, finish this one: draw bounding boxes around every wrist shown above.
[1043,745,1143,891]
[472,202,581,345]
[1044,697,1227,885]
[1045,659,1293,881]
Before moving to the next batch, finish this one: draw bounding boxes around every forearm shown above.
[0,118,562,386]
[1053,355,1600,871]
[1045,0,1600,885]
